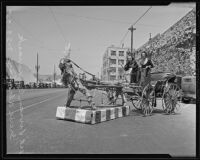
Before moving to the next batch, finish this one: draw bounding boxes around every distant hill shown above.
[6,58,36,83]
[6,57,63,83]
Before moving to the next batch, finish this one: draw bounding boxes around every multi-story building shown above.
[101,45,130,82]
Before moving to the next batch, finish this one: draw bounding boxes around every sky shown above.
[6,3,195,77]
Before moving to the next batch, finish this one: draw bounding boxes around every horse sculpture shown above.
[59,57,129,109]
[59,57,96,110]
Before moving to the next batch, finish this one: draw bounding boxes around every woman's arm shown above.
[124,61,130,71]
[148,59,154,68]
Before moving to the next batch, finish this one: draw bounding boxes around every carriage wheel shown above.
[162,83,182,114]
[131,92,142,110]
[140,84,155,116]
[101,89,120,106]
[123,86,143,110]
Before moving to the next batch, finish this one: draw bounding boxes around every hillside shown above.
[6,58,36,83]
[6,57,63,84]
[136,8,196,76]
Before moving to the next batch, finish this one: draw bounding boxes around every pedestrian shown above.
[124,54,139,84]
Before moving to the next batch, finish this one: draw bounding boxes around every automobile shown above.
[51,82,56,88]
[39,83,45,88]
[47,83,51,88]
[24,84,31,89]
[43,83,48,88]
[14,80,25,89]
[29,82,37,89]
[6,79,15,89]
[181,76,196,103]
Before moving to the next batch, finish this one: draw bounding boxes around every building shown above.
[101,45,130,82]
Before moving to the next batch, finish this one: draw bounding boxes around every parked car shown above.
[38,83,45,88]
[29,82,37,89]
[47,83,51,88]
[43,83,48,88]
[181,76,196,103]
[14,80,25,89]
[51,82,56,88]
[6,79,15,89]
[24,84,31,89]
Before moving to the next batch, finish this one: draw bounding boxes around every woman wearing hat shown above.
[139,51,154,87]
[124,54,139,84]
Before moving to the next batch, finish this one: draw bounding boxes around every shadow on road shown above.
[130,108,181,117]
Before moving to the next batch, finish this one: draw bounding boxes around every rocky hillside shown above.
[6,57,36,83]
[136,8,196,76]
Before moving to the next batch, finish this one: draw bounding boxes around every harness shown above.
[59,58,98,96]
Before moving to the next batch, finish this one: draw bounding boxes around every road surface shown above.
[6,88,196,156]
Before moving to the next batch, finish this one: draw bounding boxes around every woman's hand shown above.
[145,65,151,69]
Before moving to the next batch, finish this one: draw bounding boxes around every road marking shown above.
[6,92,66,116]
[7,89,67,104]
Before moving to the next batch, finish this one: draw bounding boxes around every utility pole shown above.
[128,25,136,58]
[53,64,56,83]
[35,53,40,84]
[149,33,152,41]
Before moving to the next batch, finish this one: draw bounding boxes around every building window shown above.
[111,50,116,56]
[110,59,116,64]
[118,75,123,80]
[110,75,116,80]
[118,60,124,65]
[119,51,124,56]
[109,67,116,73]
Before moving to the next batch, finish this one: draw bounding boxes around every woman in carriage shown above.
[139,51,154,87]
[124,53,139,84]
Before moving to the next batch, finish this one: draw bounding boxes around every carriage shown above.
[122,71,182,116]
[62,59,182,116]
[78,68,182,116]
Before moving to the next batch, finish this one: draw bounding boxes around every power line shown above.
[25,8,163,28]
[10,15,44,45]
[54,10,163,28]
[132,6,152,26]
[48,7,66,43]
[119,6,152,46]
[10,15,67,52]
[120,30,129,47]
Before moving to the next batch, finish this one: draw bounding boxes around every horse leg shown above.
[66,86,76,107]
[120,89,127,106]
[76,78,96,110]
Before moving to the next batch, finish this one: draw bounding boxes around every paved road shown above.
[6,88,196,156]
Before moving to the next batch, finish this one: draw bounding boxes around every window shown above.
[118,75,123,80]
[111,50,116,56]
[119,51,124,56]
[110,75,116,80]
[118,60,124,65]
[110,59,116,64]
[118,68,123,73]
[109,67,116,73]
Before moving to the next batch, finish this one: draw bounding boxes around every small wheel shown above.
[101,89,120,106]
[162,83,182,114]
[131,92,142,110]
[124,86,143,110]
[140,84,155,116]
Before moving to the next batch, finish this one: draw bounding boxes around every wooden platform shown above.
[56,105,130,124]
